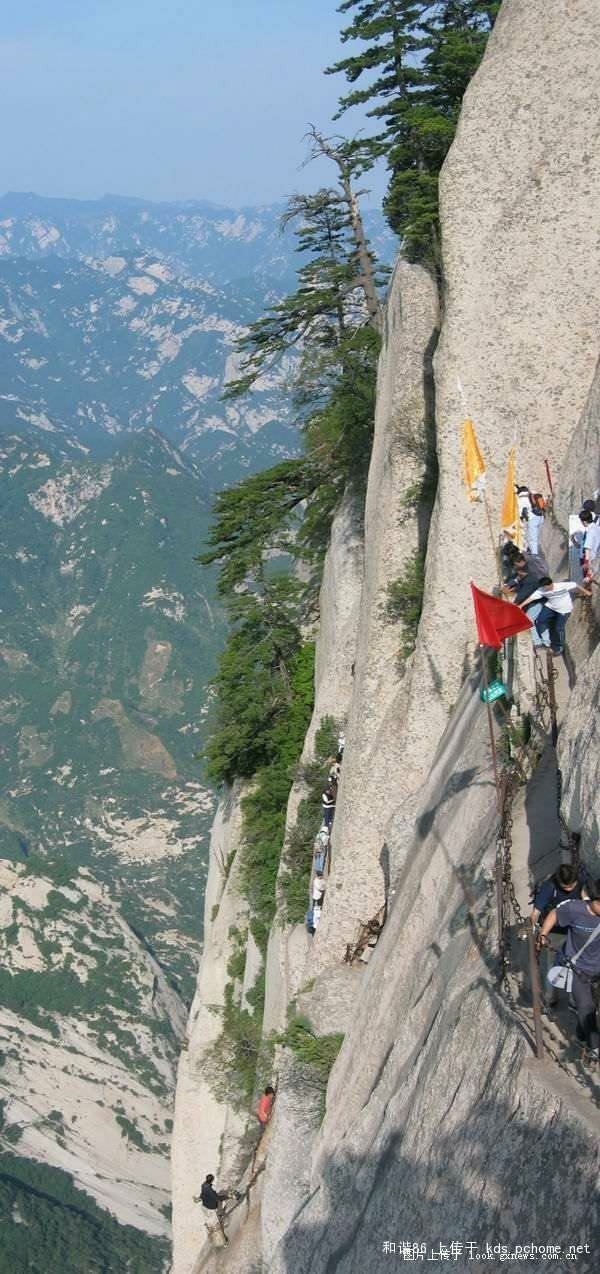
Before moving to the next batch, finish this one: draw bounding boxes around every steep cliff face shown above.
[555,357,600,872]
[311,261,439,971]
[171,787,248,1273]
[171,482,364,1274]
[311,0,600,970]
[173,3,600,1271]
[263,490,364,1038]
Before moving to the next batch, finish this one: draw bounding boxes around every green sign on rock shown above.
[480,679,508,703]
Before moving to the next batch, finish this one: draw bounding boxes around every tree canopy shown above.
[327,0,500,264]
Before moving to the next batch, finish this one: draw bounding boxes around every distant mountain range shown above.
[0,192,395,1261]
[0,424,222,1257]
[1,426,223,992]
[0,191,395,287]
[0,193,395,485]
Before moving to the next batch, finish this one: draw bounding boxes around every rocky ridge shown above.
[0,860,184,1236]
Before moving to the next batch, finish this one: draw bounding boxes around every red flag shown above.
[470,582,533,648]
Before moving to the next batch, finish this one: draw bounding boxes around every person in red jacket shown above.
[255,1085,275,1128]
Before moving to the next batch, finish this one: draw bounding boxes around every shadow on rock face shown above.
[416,767,481,842]
[272,1091,598,1274]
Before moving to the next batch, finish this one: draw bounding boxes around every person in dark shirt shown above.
[531,864,587,1008]
[504,551,548,601]
[196,1174,228,1212]
[538,877,600,1057]
[501,540,522,582]
[322,783,336,829]
[530,863,585,927]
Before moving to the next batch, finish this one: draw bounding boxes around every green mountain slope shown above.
[0,427,224,992]
[0,1150,168,1274]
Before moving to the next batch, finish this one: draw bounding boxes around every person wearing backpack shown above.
[531,863,587,1006]
[537,877,600,1059]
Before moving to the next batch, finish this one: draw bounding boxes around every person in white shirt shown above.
[526,500,545,555]
[312,874,325,904]
[520,576,591,654]
[576,511,600,580]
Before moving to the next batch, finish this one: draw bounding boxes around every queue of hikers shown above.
[306,729,345,936]
[501,483,600,1062]
[197,483,600,1239]
[501,486,597,656]
[196,1084,276,1242]
[531,864,600,1062]
[195,734,349,1242]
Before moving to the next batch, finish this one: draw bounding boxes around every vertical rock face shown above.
[172,787,248,1274]
[553,356,600,871]
[310,260,439,969]
[553,354,600,532]
[311,0,600,971]
[263,490,365,1037]
[172,496,364,1274]
[305,489,365,757]
[267,679,599,1274]
[415,0,600,745]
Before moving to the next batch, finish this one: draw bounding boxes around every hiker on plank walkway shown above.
[518,576,591,655]
[255,1085,275,1129]
[537,878,600,1061]
[322,782,336,829]
[194,1173,242,1244]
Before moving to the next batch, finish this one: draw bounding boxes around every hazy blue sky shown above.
[1,0,386,207]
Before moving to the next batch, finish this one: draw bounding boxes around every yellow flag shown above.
[501,447,521,545]
[461,418,486,502]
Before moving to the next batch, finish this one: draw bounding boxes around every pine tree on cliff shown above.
[224,181,380,401]
[327,0,499,265]
[204,183,381,592]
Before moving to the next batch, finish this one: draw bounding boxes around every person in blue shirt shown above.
[531,863,587,1008]
[537,877,600,1059]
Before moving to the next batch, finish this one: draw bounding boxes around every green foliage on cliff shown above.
[203,577,305,786]
[203,967,274,1113]
[223,188,367,400]
[327,0,499,264]
[385,550,426,671]
[0,1151,168,1274]
[280,1014,344,1083]
[239,641,316,949]
[198,188,381,605]
[201,648,315,1110]
[198,143,382,1122]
